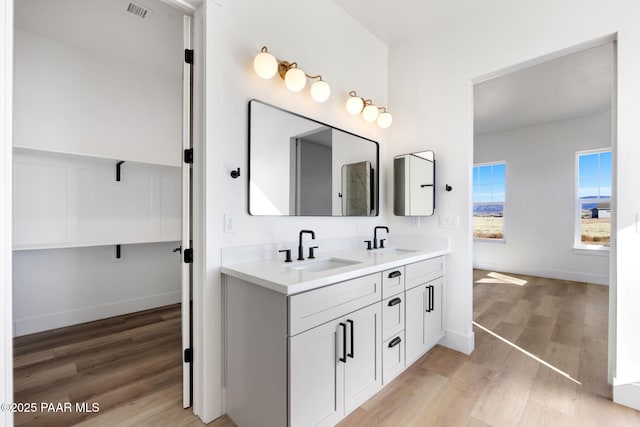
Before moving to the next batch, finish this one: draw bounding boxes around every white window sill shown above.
[573,246,610,256]
[474,238,506,244]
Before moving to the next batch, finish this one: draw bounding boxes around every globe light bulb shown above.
[346,96,364,115]
[310,80,331,102]
[377,111,393,128]
[253,50,277,79]
[284,67,306,92]
[362,104,379,122]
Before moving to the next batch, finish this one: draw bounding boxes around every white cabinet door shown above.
[290,317,345,427]
[404,284,427,366]
[344,303,382,414]
[424,277,443,348]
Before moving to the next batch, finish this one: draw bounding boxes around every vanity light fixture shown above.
[253,46,331,103]
[346,91,393,128]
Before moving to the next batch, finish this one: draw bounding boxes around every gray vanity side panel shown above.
[225,276,288,427]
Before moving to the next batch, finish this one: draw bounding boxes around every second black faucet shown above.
[373,226,389,249]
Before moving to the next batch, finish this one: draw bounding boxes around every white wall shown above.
[13,242,181,336]
[386,0,640,408]
[1,0,13,422]
[474,112,611,285]
[13,28,181,166]
[200,0,388,421]
[12,150,180,249]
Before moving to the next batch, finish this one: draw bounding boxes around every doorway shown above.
[12,0,194,422]
[472,40,615,399]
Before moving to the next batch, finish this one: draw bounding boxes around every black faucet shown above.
[298,230,316,261]
[373,226,389,249]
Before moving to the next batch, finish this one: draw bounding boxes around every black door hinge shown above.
[184,248,193,263]
[185,49,194,64]
[184,148,193,164]
[184,348,192,363]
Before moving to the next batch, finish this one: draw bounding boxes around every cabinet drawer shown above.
[405,257,444,290]
[289,273,381,336]
[382,294,404,341]
[382,267,405,299]
[382,332,405,385]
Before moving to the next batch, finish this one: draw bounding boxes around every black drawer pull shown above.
[388,297,402,307]
[388,337,402,348]
[388,271,402,279]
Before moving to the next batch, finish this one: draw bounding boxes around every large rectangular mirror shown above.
[249,100,379,216]
[394,150,435,216]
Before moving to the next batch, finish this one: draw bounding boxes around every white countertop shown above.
[221,237,450,295]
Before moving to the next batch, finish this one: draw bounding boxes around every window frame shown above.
[574,148,612,252]
[472,161,506,243]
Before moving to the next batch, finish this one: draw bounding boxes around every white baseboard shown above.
[13,291,181,336]
[441,329,475,355]
[472,262,608,285]
[613,381,640,411]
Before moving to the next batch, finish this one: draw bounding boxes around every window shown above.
[473,162,505,240]
[576,149,612,248]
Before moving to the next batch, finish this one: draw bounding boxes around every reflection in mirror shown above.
[249,100,379,216]
[341,161,373,215]
[394,151,435,216]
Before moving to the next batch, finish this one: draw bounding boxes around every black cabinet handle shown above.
[339,323,347,363]
[388,336,402,348]
[388,297,402,307]
[425,285,434,312]
[347,319,354,359]
[425,286,431,312]
[388,270,402,279]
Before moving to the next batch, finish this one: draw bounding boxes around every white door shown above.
[181,15,193,409]
[290,318,345,427]
[344,303,382,414]
[404,284,427,366]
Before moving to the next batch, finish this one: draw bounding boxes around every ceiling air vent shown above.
[125,2,152,21]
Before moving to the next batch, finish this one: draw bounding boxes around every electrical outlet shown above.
[439,215,460,229]
[224,214,237,233]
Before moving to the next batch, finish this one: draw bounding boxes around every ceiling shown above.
[473,42,613,135]
[333,1,614,135]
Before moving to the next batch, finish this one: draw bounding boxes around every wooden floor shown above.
[14,272,640,426]
[12,304,230,427]
[339,270,640,426]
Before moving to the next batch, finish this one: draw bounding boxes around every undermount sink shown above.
[374,248,416,255]
[288,258,361,273]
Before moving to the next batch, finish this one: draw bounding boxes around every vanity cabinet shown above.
[223,253,446,427]
[404,258,445,365]
[290,302,382,426]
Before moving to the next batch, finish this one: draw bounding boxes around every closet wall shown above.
[12,0,183,336]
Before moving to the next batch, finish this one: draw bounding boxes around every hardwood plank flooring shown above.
[12,304,235,427]
[15,272,640,426]
[339,270,640,426]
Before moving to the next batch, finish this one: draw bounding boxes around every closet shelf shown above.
[13,238,181,252]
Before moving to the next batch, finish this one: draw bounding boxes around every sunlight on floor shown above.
[473,321,582,385]
[475,271,528,286]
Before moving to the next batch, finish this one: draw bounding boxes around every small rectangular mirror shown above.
[394,151,435,216]
[249,100,379,216]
